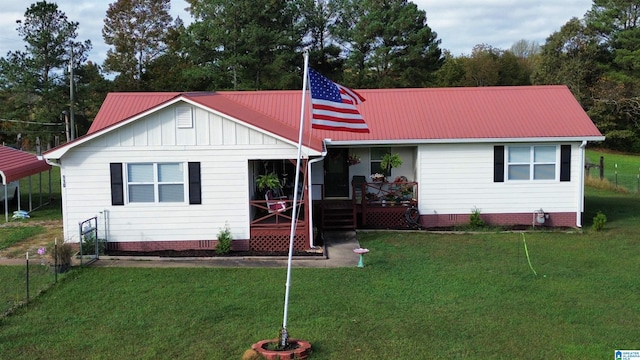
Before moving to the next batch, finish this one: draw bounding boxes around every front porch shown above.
[246,148,419,251]
[249,198,308,252]
[317,179,419,230]
[247,179,419,252]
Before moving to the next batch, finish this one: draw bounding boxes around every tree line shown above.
[0,0,638,152]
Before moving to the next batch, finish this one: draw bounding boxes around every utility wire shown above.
[0,118,63,126]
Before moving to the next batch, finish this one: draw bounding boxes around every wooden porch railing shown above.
[249,198,308,252]
[353,180,418,228]
[249,199,306,228]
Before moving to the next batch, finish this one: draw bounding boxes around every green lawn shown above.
[586,148,640,192]
[1,156,639,359]
[1,186,639,359]
[0,226,44,251]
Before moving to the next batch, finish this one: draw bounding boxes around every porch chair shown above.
[265,189,287,213]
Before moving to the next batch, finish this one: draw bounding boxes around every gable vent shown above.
[176,107,193,128]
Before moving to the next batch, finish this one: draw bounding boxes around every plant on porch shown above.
[347,153,361,165]
[380,152,402,173]
[256,172,282,191]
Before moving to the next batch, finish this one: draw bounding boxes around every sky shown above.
[0,0,594,66]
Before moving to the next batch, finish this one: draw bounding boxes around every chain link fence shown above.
[0,255,62,316]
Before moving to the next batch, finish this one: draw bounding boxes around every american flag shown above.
[308,69,369,133]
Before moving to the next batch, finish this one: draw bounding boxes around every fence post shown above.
[54,238,58,284]
[25,252,29,303]
[599,156,604,180]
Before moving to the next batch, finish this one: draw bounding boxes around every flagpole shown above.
[280,48,310,347]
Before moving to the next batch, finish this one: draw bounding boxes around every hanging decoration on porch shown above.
[370,173,386,182]
[347,153,360,166]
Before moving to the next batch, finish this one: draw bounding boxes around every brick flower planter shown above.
[251,338,311,360]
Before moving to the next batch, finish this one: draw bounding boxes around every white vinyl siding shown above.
[417,143,580,216]
[54,102,313,244]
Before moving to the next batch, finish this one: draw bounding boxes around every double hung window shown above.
[127,163,185,203]
[507,146,556,181]
[370,147,391,176]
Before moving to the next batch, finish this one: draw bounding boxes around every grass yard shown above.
[0,155,639,359]
[586,148,640,192]
[0,197,639,359]
[0,226,44,251]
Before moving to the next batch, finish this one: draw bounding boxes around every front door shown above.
[324,148,349,197]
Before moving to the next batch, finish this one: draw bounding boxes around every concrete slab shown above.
[0,231,362,269]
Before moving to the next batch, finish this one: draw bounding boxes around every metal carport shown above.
[0,145,52,222]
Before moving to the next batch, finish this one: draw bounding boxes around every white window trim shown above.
[124,162,188,204]
[506,145,558,181]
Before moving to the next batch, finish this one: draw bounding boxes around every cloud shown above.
[418,0,592,55]
[0,0,592,66]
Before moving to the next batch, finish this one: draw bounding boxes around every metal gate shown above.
[79,216,104,264]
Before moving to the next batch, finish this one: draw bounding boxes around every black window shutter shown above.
[110,163,124,205]
[188,162,202,204]
[560,145,571,182]
[494,146,504,182]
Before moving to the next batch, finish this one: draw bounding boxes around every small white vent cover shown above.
[176,107,193,128]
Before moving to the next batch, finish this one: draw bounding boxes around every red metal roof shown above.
[88,92,182,134]
[219,86,603,142]
[0,146,52,184]
[77,85,603,153]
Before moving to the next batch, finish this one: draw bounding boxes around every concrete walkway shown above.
[0,231,361,269]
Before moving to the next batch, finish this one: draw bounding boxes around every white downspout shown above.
[307,143,327,248]
[577,141,587,227]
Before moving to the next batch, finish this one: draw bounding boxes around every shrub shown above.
[592,211,607,232]
[81,233,105,255]
[469,207,485,229]
[216,223,232,254]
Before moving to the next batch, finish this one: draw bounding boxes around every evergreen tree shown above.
[103,0,173,90]
[330,0,443,88]
[185,0,303,90]
[0,1,91,145]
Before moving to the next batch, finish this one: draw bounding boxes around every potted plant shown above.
[347,153,361,166]
[256,172,282,192]
[365,192,379,202]
[380,153,403,173]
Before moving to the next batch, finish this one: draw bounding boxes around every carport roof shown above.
[0,146,52,184]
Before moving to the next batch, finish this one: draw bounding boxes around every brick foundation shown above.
[421,211,578,228]
[105,239,250,252]
[103,228,309,254]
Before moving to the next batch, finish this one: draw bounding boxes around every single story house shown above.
[43,86,604,253]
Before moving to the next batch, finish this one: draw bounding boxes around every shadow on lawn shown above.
[585,192,640,226]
